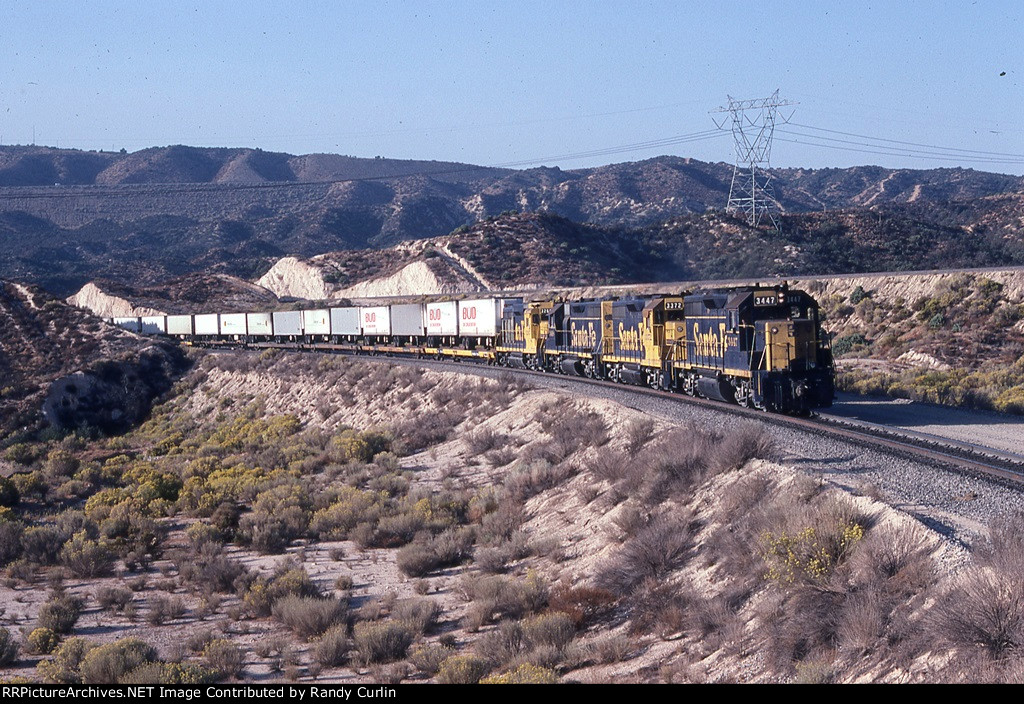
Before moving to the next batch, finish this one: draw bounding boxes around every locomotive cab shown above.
[749,288,835,412]
[679,284,834,413]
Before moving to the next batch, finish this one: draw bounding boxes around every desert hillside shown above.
[0,281,188,441]
[0,351,1019,683]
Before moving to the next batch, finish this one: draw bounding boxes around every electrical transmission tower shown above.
[712,90,796,229]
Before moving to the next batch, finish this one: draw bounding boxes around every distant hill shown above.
[67,273,280,317]
[252,209,1024,301]
[0,145,1021,295]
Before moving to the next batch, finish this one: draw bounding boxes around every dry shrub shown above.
[437,655,491,684]
[757,493,870,586]
[312,626,349,668]
[590,449,627,484]
[272,596,347,640]
[0,627,18,666]
[203,639,244,680]
[980,513,1024,574]
[474,620,527,667]
[485,447,516,468]
[0,521,23,567]
[591,634,634,664]
[758,589,844,672]
[933,567,1024,659]
[60,532,115,578]
[186,630,215,654]
[522,612,575,650]
[21,526,64,565]
[504,459,577,500]
[392,408,463,453]
[793,659,836,684]
[26,627,59,656]
[610,504,648,540]
[475,547,508,574]
[96,585,133,612]
[38,592,84,634]
[710,422,778,472]
[396,529,473,578]
[174,543,249,593]
[392,598,441,635]
[631,430,717,506]
[627,580,691,637]
[624,418,655,454]
[596,514,693,596]
[460,573,548,626]
[480,663,559,684]
[718,473,774,523]
[465,428,508,456]
[849,524,935,596]
[353,620,415,665]
[836,590,887,657]
[146,595,186,625]
[548,585,616,627]
[79,638,157,684]
[542,406,609,451]
[690,594,739,644]
[409,644,448,675]
[478,498,524,544]
[722,487,886,674]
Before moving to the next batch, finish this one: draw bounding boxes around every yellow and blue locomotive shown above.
[495,283,834,414]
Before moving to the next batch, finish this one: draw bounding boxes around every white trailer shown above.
[246,312,273,337]
[220,313,248,337]
[167,315,194,337]
[272,311,303,337]
[391,303,426,337]
[194,314,220,336]
[303,309,331,336]
[330,307,360,337]
[458,298,512,337]
[360,306,391,336]
[112,317,141,333]
[425,301,458,336]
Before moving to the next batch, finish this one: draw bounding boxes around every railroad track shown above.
[201,341,1024,489]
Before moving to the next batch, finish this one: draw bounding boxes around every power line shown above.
[777,130,1024,165]
[788,122,1024,159]
[490,129,725,167]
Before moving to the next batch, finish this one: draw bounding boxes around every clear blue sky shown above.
[2,1,1021,174]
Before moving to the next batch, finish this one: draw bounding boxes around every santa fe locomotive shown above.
[110,283,836,414]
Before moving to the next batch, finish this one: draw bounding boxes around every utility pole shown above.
[712,90,796,230]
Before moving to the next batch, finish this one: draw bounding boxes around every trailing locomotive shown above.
[109,283,835,414]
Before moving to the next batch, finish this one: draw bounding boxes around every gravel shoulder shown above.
[821,391,1024,459]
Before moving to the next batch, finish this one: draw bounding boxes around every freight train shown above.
[109,283,836,414]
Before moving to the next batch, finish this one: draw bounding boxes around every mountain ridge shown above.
[1,145,1021,296]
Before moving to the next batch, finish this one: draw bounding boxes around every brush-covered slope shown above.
[0,281,188,440]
